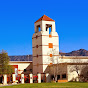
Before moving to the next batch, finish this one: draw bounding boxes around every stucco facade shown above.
[32,15,59,75]
[9,61,32,75]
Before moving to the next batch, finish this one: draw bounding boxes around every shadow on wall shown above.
[22,63,33,75]
[44,63,67,81]
[69,65,88,82]
[80,66,88,82]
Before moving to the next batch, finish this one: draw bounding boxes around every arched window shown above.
[46,24,52,34]
[36,25,41,33]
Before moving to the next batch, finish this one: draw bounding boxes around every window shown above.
[51,75,54,80]
[46,24,52,34]
[57,75,60,80]
[62,74,66,79]
[36,25,41,32]
[38,26,41,32]
[49,43,53,48]
[49,26,51,34]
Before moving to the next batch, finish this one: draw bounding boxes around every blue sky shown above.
[0,0,88,55]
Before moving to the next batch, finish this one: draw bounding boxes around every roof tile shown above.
[35,15,55,23]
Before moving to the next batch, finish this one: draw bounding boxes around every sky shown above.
[0,0,88,55]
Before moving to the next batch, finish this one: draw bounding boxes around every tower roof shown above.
[35,15,55,23]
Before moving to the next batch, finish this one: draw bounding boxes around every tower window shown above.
[36,25,41,32]
[49,26,52,34]
[49,43,53,48]
[38,26,41,32]
[46,24,52,34]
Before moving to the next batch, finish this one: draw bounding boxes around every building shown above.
[8,15,88,82]
[32,15,59,75]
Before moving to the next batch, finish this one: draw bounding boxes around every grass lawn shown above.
[1,82,88,88]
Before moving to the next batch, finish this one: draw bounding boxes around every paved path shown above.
[0,83,20,87]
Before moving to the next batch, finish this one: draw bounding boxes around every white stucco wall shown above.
[9,61,32,74]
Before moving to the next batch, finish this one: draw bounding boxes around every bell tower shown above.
[32,15,59,75]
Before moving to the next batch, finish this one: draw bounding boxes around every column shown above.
[38,73,41,83]
[21,74,24,84]
[30,74,33,83]
[12,74,16,84]
[3,74,7,85]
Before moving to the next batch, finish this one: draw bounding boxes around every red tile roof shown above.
[35,15,55,23]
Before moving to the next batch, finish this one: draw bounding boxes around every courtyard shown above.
[1,82,88,88]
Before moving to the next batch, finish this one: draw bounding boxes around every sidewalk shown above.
[0,83,19,87]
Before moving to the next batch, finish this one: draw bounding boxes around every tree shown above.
[0,50,14,75]
[47,48,59,82]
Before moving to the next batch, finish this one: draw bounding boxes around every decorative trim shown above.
[49,43,53,48]
[32,35,58,39]
[33,55,59,57]
[33,64,50,66]
[32,45,58,48]
[50,54,52,57]
[49,34,52,38]
[10,61,32,63]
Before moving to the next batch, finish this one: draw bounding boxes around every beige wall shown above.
[67,64,88,81]
[9,61,32,75]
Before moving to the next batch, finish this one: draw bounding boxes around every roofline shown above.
[35,15,55,23]
[59,56,88,59]
[50,63,88,66]
[9,55,32,56]
[60,56,88,57]
[9,61,33,63]
[35,20,55,23]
